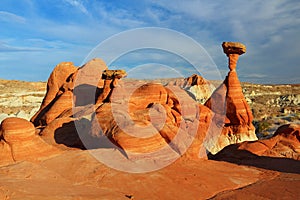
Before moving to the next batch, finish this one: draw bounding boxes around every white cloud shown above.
[239,73,268,79]
[63,0,89,15]
[149,0,300,83]
[0,42,44,52]
[0,11,26,23]
[90,1,145,28]
[0,0,299,83]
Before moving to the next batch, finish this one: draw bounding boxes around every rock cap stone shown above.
[222,42,246,55]
[102,69,127,79]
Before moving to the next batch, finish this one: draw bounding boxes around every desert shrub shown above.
[255,120,272,134]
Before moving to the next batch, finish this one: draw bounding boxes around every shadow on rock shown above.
[54,118,122,153]
[209,145,300,174]
[54,120,85,149]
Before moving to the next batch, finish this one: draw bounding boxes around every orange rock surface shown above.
[231,123,300,160]
[0,117,60,166]
[205,42,257,154]
[30,62,77,125]
[0,42,298,199]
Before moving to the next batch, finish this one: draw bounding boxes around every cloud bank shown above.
[0,0,299,83]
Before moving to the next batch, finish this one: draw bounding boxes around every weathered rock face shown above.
[90,82,205,159]
[38,117,84,150]
[205,42,257,154]
[26,41,258,161]
[0,117,60,166]
[213,123,300,162]
[182,74,215,104]
[31,62,77,126]
[166,74,215,104]
[95,70,127,105]
[273,123,300,141]
[31,58,108,126]
[73,58,108,106]
[102,69,127,79]
[222,42,246,56]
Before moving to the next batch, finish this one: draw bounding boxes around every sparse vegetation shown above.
[254,120,272,134]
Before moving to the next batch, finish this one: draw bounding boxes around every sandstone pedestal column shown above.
[95,69,127,104]
[204,42,257,154]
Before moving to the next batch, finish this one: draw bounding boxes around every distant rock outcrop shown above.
[182,74,215,104]
[166,74,215,104]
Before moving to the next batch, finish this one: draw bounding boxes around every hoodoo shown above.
[204,42,257,154]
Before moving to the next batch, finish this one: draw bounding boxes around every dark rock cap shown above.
[102,69,127,79]
[222,42,246,55]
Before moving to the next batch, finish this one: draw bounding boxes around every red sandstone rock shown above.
[74,58,108,87]
[1,46,299,199]
[31,58,108,126]
[28,51,254,160]
[31,62,77,126]
[27,58,217,159]
[90,82,205,159]
[41,62,77,107]
[39,117,80,149]
[128,83,168,111]
[215,124,300,161]
[1,149,283,200]
[41,91,73,125]
[166,74,215,104]
[222,42,246,56]
[273,123,300,142]
[92,84,175,154]
[183,74,207,87]
[0,117,60,165]
[95,70,126,105]
[73,58,108,106]
[204,42,257,154]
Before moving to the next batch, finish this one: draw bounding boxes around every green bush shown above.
[255,120,272,134]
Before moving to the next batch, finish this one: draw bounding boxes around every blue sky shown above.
[0,0,299,83]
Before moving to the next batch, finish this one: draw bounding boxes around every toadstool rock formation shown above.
[204,42,257,154]
[95,69,127,104]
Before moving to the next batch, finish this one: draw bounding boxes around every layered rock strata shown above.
[204,42,257,154]
[0,117,60,166]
